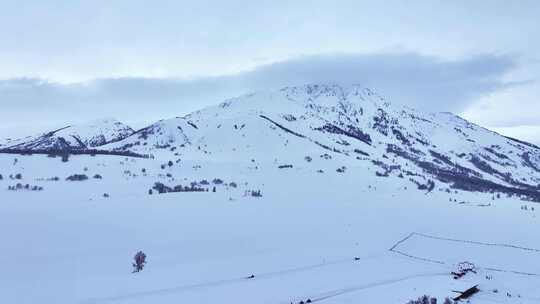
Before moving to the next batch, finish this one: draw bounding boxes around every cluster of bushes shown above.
[7,183,43,191]
[148,177,241,195]
[521,205,535,211]
[36,176,61,182]
[416,179,435,192]
[160,160,176,169]
[66,174,88,181]
[406,295,453,304]
[5,173,23,180]
[244,189,262,197]
[149,182,207,194]
[0,148,149,159]
[46,152,70,162]
[375,171,388,177]
[320,153,332,160]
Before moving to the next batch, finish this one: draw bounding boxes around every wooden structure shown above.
[452,285,480,301]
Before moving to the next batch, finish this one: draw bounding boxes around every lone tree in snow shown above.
[132,251,147,273]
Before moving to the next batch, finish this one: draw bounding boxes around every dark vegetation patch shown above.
[373,108,390,135]
[248,189,262,197]
[150,182,207,194]
[429,150,454,167]
[392,127,411,146]
[8,183,43,191]
[484,147,509,160]
[278,164,293,169]
[0,148,149,158]
[353,149,369,157]
[259,115,306,138]
[315,123,372,145]
[478,152,514,168]
[282,114,297,121]
[410,178,435,192]
[371,159,401,176]
[336,166,346,173]
[521,152,540,173]
[66,174,88,181]
[386,144,540,201]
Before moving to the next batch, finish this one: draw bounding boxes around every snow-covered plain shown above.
[2,84,540,303]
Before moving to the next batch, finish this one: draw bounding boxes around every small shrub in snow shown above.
[93,174,102,179]
[212,178,223,185]
[229,182,237,188]
[320,153,332,160]
[168,160,173,167]
[15,173,22,180]
[103,193,109,198]
[61,154,69,162]
[200,179,209,185]
[304,156,312,162]
[132,251,147,273]
[250,190,262,197]
[66,174,88,181]
[278,164,293,169]
[336,166,346,173]
[0,174,2,180]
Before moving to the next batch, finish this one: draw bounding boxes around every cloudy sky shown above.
[0,1,539,143]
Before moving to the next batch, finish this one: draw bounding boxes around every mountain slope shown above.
[1,118,134,151]
[104,84,540,200]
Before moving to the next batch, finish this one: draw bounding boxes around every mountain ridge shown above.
[2,83,540,200]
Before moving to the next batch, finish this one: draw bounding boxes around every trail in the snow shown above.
[388,232,540,276]
[83,254,384,303]
[284,272,449,304]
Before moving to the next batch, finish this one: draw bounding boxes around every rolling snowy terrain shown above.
[1,84,540,304]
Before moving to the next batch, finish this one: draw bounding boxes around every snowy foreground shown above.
[1,154,540,304]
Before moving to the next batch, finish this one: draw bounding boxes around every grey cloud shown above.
[0,52,517,136]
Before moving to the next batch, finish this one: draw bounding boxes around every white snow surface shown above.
[1,84,540,304]
[1,118,134,150]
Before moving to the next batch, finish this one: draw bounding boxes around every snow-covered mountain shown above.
[2,83,540,199]
[0,118,134,151]
[102,84,540,201]
[3,84,540,304]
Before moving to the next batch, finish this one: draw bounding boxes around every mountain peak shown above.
[2,118,134,151]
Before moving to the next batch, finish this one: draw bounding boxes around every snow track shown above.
[389,232,540,276]
[83,254,384,303]
[284,271,449,304]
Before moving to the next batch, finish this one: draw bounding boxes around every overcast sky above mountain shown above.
[0,1,539,143]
